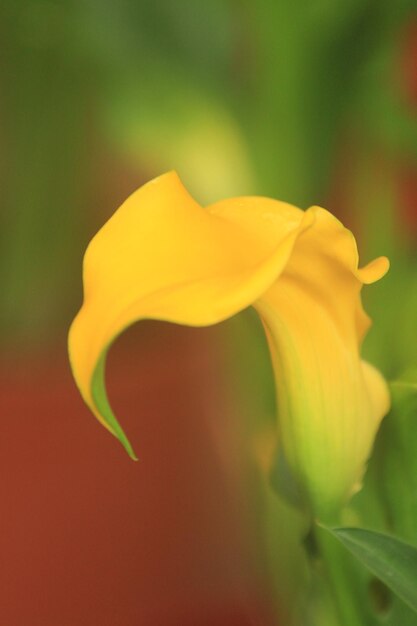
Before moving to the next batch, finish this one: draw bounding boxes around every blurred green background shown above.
[1,2,417,625]
[1,0,416,364]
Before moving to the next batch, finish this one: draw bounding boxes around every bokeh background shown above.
[1,2,417,625]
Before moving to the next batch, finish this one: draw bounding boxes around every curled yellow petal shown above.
[69,172,389,520]
[253,207,389,519]
[69,172,312,457]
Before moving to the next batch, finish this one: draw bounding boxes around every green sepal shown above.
[92,351,138,460]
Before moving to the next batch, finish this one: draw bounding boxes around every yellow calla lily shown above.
[69,171,389,519]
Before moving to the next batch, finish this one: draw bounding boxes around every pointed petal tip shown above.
[125,445,139,462]
[358,256,390,284]
[115,426,138,461]
[107,409,138,459]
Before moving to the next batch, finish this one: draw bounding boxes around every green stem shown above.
[311,524,365,626]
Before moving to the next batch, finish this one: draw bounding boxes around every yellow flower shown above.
[68,172,389,519]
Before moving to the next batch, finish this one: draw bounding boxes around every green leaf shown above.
[327,527,417,614]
